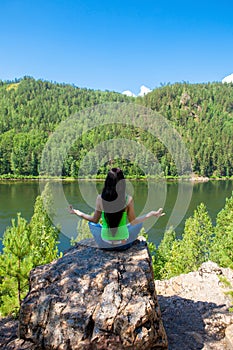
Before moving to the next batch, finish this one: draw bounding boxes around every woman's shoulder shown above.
[126,194,133,206]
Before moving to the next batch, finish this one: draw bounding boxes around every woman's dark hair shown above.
[101,168,126,236]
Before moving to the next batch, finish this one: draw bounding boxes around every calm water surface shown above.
[0,180,232,252]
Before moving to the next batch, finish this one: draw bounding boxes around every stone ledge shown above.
[17,237,168,350]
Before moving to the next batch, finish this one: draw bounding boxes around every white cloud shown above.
[222,73,233,83]
[122,85,152,97]
[138,85,152,96]
[122,90,136,97]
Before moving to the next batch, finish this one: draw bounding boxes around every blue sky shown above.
[1,0,233,94]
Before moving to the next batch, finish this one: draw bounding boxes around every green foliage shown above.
[152,227,176,279]
[210,193,233,268]
[0,77,131,177]
[161,203,214,278]
[29,183,60,266]
[140,228,156,251]
[218,275,232,288]
[144,194,233,280]
[0,214,33,316]
[71,218,92,245]
[0,183,60,316]
[0,78,232,178]
[225,291,233,298]
[140,229,162,279]
[141,82,233,177]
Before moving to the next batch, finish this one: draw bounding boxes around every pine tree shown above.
[153,227,176,279]
[29,183,60,266]
[0,214,33,315]
[0,183,60,316]
[210,193,233,268]
[162,203,214,278]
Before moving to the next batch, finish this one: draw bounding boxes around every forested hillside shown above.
[140,82,233,177]
[0,77,131,176]
[0,77,232,177]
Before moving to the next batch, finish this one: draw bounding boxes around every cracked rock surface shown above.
[9,237,168,350]
[155,261,233,350]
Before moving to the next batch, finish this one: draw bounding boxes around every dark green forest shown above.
[0,77,232,178]
[140,82,233,177]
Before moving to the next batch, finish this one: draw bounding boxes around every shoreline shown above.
[0,174,232,183]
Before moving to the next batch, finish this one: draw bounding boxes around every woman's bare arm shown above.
[68,196,102,223]
[127,197,165,225]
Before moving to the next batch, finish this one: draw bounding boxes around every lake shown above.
[0,179,232,252]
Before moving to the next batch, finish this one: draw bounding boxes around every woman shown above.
[69,168,165,247]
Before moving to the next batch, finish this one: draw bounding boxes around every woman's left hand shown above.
[151,208,165,218]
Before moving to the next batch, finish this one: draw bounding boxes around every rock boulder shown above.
[17,237,168,350]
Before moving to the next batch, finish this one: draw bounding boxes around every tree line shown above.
[0,77,232,178]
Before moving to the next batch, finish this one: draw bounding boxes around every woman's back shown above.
[96,193,131,241]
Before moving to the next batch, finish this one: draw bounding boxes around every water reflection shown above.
[0,180,232,251]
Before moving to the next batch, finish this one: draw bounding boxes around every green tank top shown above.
[101,210,129,241]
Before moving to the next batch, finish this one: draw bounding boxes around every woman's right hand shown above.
[68,205,76,215]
